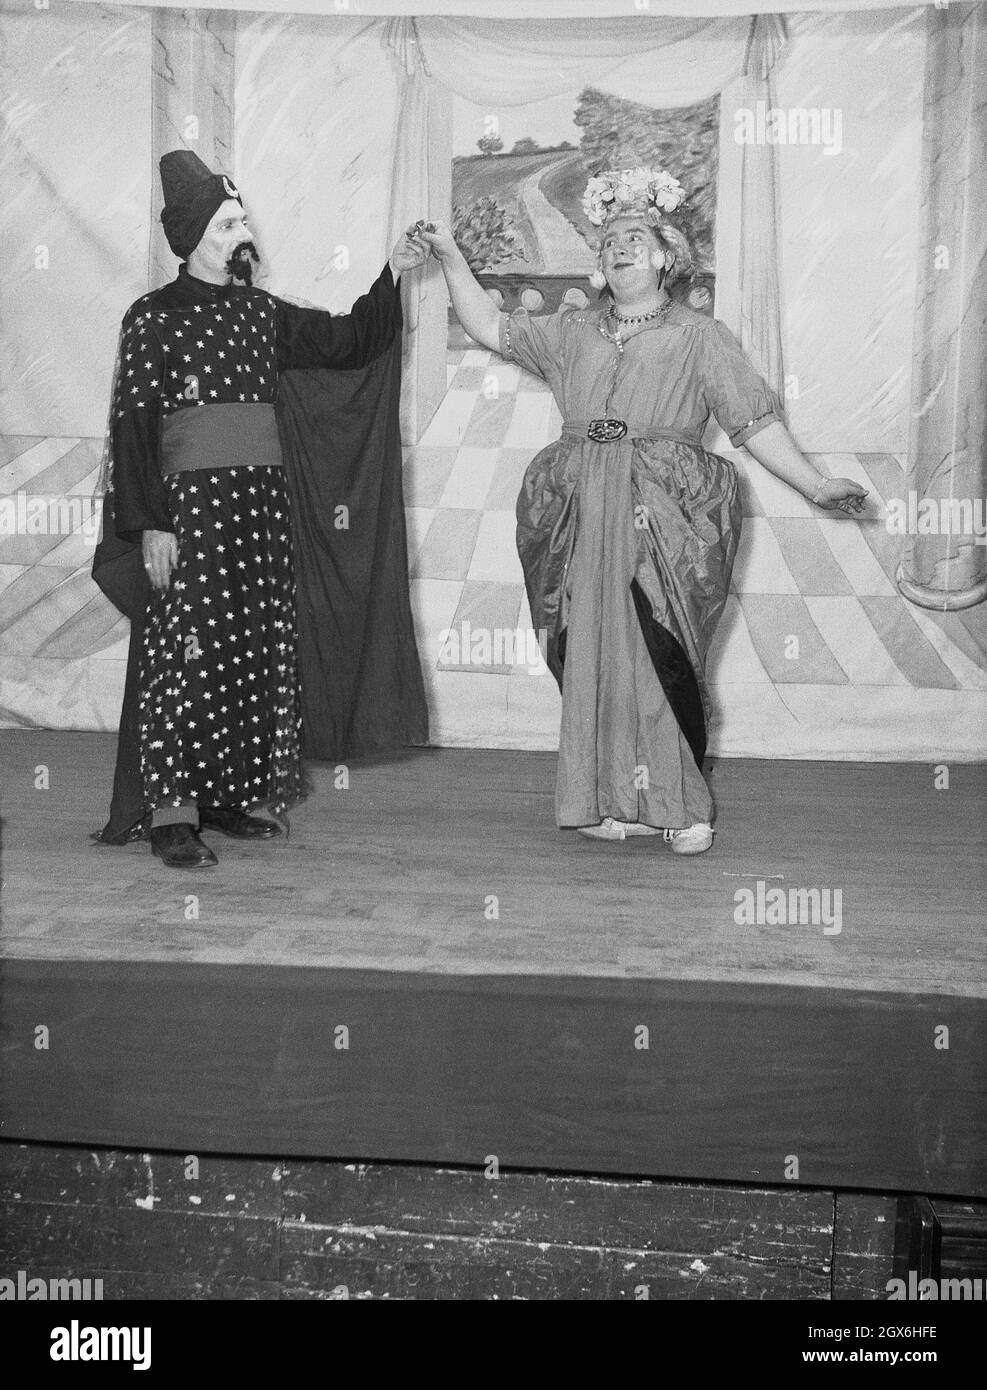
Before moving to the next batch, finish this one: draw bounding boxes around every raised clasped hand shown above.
[389,224,434,274]
[414,221,458,263]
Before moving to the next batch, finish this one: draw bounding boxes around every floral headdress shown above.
[582,167,685,230]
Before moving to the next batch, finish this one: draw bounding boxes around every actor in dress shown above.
[421,168,866,853]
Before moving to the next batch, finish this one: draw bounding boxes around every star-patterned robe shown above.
[96,262,403,829]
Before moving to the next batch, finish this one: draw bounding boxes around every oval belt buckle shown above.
[587,418,627,443]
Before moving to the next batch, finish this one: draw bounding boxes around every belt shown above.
[160,402,283,477]
[562,419,702,446]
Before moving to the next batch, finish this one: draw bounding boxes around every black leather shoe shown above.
[150,824,218,868]
[91,816,151,846]
[199,806,282,840]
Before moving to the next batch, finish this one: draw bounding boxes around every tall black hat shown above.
[159,150,241,259]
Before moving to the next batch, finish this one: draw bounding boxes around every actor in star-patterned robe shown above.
[93,150,427,866]
[110,266,401,826]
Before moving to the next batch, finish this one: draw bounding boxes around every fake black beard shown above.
[227,240,260,285]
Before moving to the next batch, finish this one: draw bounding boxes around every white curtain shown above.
[412,15,749,104]
[384,12,790,412]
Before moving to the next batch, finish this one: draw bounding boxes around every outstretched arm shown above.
[744,421,868,514]
[418,222,501,352]
[703,321,868,516]
[274,230,430,371]
[275,263,401,373]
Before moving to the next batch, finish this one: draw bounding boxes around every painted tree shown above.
[452,196,526,272]
[572,87,719,271]
[477,134,505,156]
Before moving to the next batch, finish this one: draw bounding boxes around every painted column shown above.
[898,2,987,611]
[149,9,236,288]
[736,13,788,403]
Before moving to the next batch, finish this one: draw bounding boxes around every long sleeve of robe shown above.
[106,263,401,545]
[275,264,402,372]
[92,259,425,828]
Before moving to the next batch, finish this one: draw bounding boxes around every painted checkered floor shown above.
[401,347,986,756]
[1,348,985,757]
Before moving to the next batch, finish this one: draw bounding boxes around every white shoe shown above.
[578,817,662,841]
[662,823,714,855]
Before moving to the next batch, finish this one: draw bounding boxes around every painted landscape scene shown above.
[451,87,720,282]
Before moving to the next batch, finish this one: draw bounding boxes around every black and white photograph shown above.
[0,0,985,1340]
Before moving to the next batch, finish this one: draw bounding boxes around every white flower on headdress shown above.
[582,166,685,227]
[651,170,684,211]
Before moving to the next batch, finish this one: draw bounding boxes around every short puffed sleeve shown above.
[702,319,783,447]
[498,304,578,382]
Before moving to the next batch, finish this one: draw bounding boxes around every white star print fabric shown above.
[117,288,300,815]
[93,262,402,828]
[138,465,302,815]
[115,293,278,421]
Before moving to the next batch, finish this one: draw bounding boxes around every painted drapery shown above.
[1,2,984,760]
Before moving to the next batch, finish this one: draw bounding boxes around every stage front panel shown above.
[1,959,983,1198]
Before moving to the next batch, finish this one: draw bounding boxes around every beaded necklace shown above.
[597,297,673,352]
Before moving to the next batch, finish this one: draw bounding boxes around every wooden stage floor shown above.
[1,732,985,1196]
[2,731,984,993]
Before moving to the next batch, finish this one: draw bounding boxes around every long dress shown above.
[500,299,781,830]
[96,263,404,829]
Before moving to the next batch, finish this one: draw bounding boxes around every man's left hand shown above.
[389,225,432,278]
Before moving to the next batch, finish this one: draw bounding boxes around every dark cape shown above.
[277,341,428,760]
[92,294,428,812]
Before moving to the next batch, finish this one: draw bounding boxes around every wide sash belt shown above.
[562,419,702,447]
[160,402,283,477]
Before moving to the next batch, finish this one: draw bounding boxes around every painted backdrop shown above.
[1,2,984,759]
